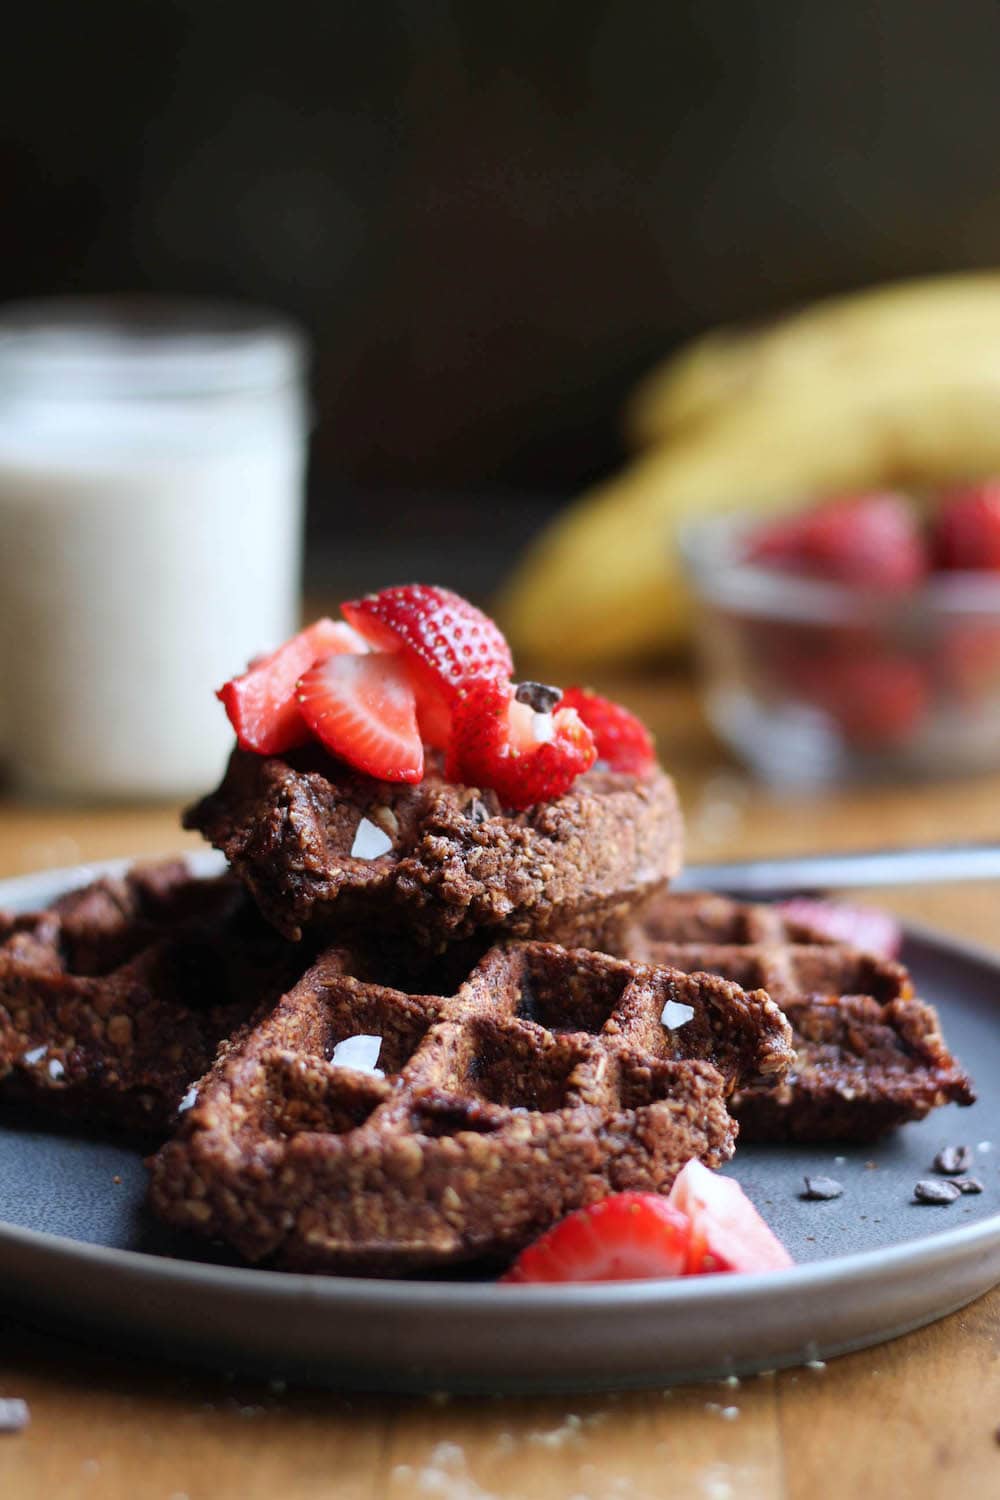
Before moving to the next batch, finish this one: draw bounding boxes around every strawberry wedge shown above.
[218,619,367,755]
[342,584,513,748]
[296,652,424,783]
[668,1160,793,1274]
[500,1194,691,1284]
[445,678,596,811]
[776,898,903,960]
[502,1166,793,1284]
[560,686,657,775]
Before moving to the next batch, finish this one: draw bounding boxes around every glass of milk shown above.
[0,297,308,799]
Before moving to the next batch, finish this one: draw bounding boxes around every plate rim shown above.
[1,1190,998,1312]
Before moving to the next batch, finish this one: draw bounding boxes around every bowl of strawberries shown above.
[682,483,1000,784]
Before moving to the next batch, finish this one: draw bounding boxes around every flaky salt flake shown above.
[331,1034,383,1077]
[350,817,393,859]
[661,999,695,1030]
[177,1085,198,1114]
[23,1045,47,1065]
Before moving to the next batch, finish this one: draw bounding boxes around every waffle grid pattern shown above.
[618,892,975,1142]
[149,939,792,1272]
[0,864,298,1132]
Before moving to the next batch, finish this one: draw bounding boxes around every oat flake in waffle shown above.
[148,940,792,1274]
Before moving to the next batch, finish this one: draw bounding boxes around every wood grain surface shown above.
[1,677,999,1500]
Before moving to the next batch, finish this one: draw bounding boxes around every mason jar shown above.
[0,297,308,799]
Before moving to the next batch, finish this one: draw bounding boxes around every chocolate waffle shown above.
[0,861,303,1134]
[148,940,792,1273]
[186,747,684,946]
[614,891,975,1143]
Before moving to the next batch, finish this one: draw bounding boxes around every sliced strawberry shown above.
[932,481,1000,571]
[342,585,513,748]
[218,619,367,755]
[776,898,903,960]
[410,674,454,750]
[445,678,596,811]
[746,492,927,591]
[500,1193,691,1284]
[296,652,423,783]
[559,687,656,775]
[667,1160,793,1275]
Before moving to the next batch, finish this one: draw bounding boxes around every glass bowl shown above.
[680,514,1000,786]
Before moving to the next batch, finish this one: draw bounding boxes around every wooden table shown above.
[2,680,999,1499]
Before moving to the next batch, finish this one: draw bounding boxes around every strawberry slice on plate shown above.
[296,652,424,783]
[667,1160,793,1274]
[559,686,657,775]
[342,584,514,747]
[776,897,903,960]
[445,677,596,810]
[218,619,367,756]
[500,1193,691,1284]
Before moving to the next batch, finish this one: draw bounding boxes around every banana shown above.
[499,338,1000,665]
[626,271,1000,447]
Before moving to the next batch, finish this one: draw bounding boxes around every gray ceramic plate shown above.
[1,856,998,1393]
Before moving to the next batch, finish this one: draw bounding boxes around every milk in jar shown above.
[0,298,308,798]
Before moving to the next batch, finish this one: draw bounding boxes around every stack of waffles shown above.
[0,761,973,1275]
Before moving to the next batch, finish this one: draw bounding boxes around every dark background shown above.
[5,1,1000,586]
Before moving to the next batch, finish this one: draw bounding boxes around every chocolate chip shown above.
[955,1177,984,1195]
[933,1145,973,1176]
[801,1176,844,1201]
[0,1398,30,1434]
[514,681,562,714]
[913,1179,961,1204]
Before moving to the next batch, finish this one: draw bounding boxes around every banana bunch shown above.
[499,272,1000,665]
